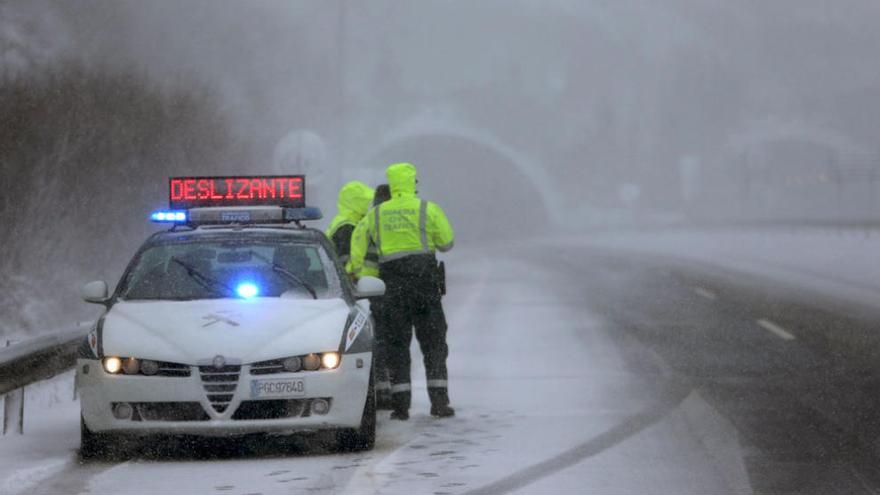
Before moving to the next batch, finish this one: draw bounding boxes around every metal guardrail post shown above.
[3,340,24,435]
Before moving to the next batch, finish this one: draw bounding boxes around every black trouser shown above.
[370,297,391,396]
[379,254,449,412]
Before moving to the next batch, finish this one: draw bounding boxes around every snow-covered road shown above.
[575,229,880,313]
[2,242,746,495]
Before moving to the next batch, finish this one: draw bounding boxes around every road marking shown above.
[757,318,796,341]
[693,287,717,300]
[463,380,693,495]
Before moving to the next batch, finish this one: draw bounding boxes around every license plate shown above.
[250,378,306,399]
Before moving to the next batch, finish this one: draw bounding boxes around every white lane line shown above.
[757,318,796,341]
[693,287,717,300]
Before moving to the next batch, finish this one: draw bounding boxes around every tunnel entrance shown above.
[366,134,549,242]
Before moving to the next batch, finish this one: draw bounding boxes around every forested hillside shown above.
[0,64,247,335]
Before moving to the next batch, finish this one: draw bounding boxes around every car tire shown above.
[79,415,115,460]
[336,373,376,452]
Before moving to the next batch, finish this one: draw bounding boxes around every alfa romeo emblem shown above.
[212,355,226,369]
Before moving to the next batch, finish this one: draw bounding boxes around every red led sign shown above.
[169,176,305,209]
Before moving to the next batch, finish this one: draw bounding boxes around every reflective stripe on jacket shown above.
[348,214,380,278]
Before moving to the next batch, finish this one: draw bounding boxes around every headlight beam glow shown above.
[103,356,122,374]
[321,352,341,370]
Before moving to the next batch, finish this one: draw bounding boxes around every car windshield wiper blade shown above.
[247,250,318,299]
[170,257,233,297]
[272,264,318,299]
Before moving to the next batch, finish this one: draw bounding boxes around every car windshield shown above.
[118,236,342,301]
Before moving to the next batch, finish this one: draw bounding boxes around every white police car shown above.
[75,176,384,457]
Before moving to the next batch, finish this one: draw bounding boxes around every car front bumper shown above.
[76,352,371,436]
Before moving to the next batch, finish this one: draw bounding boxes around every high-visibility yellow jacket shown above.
[357,163,454,265]
[325,181,374,265]
[348,214,380,278]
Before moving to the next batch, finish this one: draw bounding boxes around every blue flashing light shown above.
[151,210,188,223]
[284,207,323,222]
[236,282,260,299]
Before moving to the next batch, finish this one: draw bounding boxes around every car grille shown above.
[198,364,241,413]
[156,362,191,377]
[131,402,209,422]
[249,359,285,376]
[232,399,331,420]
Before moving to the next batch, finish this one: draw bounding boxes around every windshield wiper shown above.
[170,257,233,297]
[247,250,318,299]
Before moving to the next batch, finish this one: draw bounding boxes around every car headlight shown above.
[122,357,140,375]
[252,352,341,375]
[103,356,122,374]
[102,357,175,376]
[321,352,341,370]
[140,359,160,375]
[282,356,302,372]
[303,353,321,371]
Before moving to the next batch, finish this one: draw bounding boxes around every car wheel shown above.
[336,373,376,452]
[79,415,114,460]
[80,415,136,461]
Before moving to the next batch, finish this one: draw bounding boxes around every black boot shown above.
[430,404,455,418]
[390,390,410,420]
[428,386,453,417]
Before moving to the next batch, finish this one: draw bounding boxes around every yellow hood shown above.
[386,162,418,198]
[335,180,374,222]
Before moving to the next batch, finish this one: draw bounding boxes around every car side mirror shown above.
[81,280,110,305]
[354,276,385,299]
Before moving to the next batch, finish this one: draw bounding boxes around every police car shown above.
[75,175,384,457]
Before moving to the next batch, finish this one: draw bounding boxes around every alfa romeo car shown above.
[75,195,385,458]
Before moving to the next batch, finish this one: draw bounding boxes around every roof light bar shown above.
[179,206,323,225]
[150,210,188,223]
[284,207,323,222]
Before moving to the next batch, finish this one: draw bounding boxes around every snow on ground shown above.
[1,243,757,494]
[570,229,880,310]
[0,370,80,495]
[0,229,872,493]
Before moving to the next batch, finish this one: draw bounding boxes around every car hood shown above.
[101,298,351,365]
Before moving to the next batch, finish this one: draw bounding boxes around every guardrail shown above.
[0,327,90,434]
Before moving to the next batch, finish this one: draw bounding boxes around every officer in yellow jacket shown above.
[350,184,393,409]
[349,184,389,280]
[353,163,455,420]
[325,181,374,268]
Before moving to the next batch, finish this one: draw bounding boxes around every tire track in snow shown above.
[32,458,119,495]
[463,379,692,495]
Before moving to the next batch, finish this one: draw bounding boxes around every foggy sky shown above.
[3,0,880,226]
